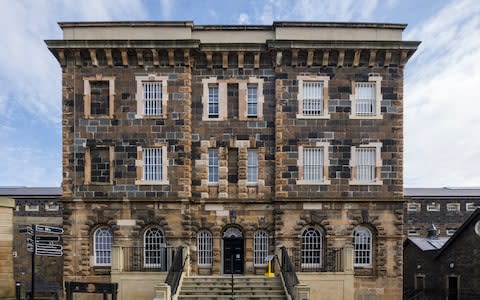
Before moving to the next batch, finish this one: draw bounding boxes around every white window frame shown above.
[247,85,258,117]
[247,149,258,184]
[407,229,419,236]
[350,75,382,119]
[208,149,219,184]
[297,75,330,119]
[297,143,330,185]
[407,203,421,212]
[301,227,323,269]
[446,228,456,236]
[25,204,40,212]
[240,77,264,120]
[144,227,165,268]
[45,202,59,211]
[135,74,168,118]
[349,142,383,185]
[202,77,227,121]
[446,203,460,212]
[135,146,169,185]
[353,226,372,268]
[93,227,113,266]
[427,203,440,212]
[197,230,213,267]
[466,203,477,211]
[253,230,269,267]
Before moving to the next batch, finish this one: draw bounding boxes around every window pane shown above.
[144,228,165,268]
[354,227,372,266]
[197,231,213,266]
[301,228,322,269]
[355,82,375,115]
[143,81,162,116]
[355,148,376,182]
[208,86,219,117]
[208,149,219,183]
[247,150,258,183]
[247,86,258,116]
[143,148,163,181]
[94,227,112,266]
[254,231,268,266]
[303,148,324,182]
[302,81,323,116]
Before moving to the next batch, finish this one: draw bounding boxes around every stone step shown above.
[177,296,287,300]
[180,290,285,295]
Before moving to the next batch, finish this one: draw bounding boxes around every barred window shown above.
[303,148,324,182]
[144,227,165,268]
[197,230,212,267]
[94,227,112,266]
[143,81,162,116]
[208,85,219,118]
[301,227,322,269]
[254,230,268,266]
[354,227,372,267]
[247,149,258,183]
[355,82,376,116]
[355,148,376,182]
[208,149,219,183]
[143,148,163,181]
[302,81,324,116]
[247,85,258,117]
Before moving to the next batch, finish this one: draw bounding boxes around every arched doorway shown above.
[223,226,244,274]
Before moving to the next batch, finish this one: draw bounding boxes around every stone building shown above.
[46,21,419,300]
[404,187,480,237]
[404,209,480,299]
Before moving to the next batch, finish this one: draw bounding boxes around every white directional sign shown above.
[35,225,64,235]
[36,244,63,251]
[35,249,63,257]
[36,235,60,243]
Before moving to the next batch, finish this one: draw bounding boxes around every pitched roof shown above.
[405,187,480,197]
[0,187,62,196]
[406,236,449,251]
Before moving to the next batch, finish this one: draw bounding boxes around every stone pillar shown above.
[111,246,124,272]
[0,197,15,298]
[343,244,354,272]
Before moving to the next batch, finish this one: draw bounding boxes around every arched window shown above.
[254,230,269,266]
[93,227,112,266]
[301,227,322,270]
[353,226,372,267]
[197,230,212,267]
[144,227,165,268]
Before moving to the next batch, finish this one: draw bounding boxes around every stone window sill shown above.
[135,180,169,185]
[297,179,331,185]
[349,114,383,120]
[349,180,383,186]
[296,114,331,119]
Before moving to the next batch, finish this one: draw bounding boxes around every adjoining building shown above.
[404,187,480,237]
[404,209,480,299]
[46,21,420,300]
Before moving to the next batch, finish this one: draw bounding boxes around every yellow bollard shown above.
[265,258,275,278]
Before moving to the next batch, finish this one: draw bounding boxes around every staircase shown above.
[177,275,288,300]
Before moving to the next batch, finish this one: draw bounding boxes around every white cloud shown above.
[238,13,250,25]
[404,0,480,187]
[159,0,173,20]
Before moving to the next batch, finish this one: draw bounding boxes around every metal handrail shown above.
[165,246,186,296]
[280,247,299,300]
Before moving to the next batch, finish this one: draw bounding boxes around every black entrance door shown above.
[223,237,244,274]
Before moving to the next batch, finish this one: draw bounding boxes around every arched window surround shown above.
[143,226,165,268]
[197,230,213,267]
[353,226,373,268]
[253,230,269,267]
[301,226,324,270]
[93,226,113,266]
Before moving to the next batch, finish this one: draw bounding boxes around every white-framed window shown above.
[45,202,59,211]
[208,149,219,184]
[135,146,169,185]
[466,203,477,211]
[247,149,258,183]
[350,75,382,119]
[144,227,165,268]
[254,230,269,267]
[447,203,460,212]
[301,227,322,269]
[197,230,213,267]
[208,84,219,118]
[135,74,168,118]
[297,143,330,185]
[446,228,456,236]
[350,143,382,185]
[93,227,112,266]
[407,203,421,212]
[25,204,40,212]
[297,76,330,119]
[247,85,258,117]
[427,203,440,212]
[353,226,372,268]
[407,229,419,236]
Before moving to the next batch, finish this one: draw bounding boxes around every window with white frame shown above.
[350,76,382,119]
[447,203,460,212]
[353,227,372,267]
[407,203,421,212]
[143,148,163,181]
[197,230,212,267]
[466,203,477,211]
[144,227,165,268]
[254,230,269,266]
[247,149,258,183]
[301,227,322,269]
[45,202,59,211]
[93,227,112,266]
[208,149,219,184]
[350,143,382,185]
[25,204,40,212]
[247,85,258,117]
[303,147,324,182]
[427,203,440,212]
[446,228,456,236]
[407,229,419,236]
[208,85,219,118]
[135,75,168,118]
[297,76,329,119]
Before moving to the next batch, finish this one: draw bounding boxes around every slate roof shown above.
[405,187,480,198]
[406,236,449,251]
[0,187,62,196]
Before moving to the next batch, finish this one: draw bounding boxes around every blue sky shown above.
[0,0,479,188]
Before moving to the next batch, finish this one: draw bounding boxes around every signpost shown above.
[18,224,64,300]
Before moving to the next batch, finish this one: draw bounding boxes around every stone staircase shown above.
[176,275,288,300]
